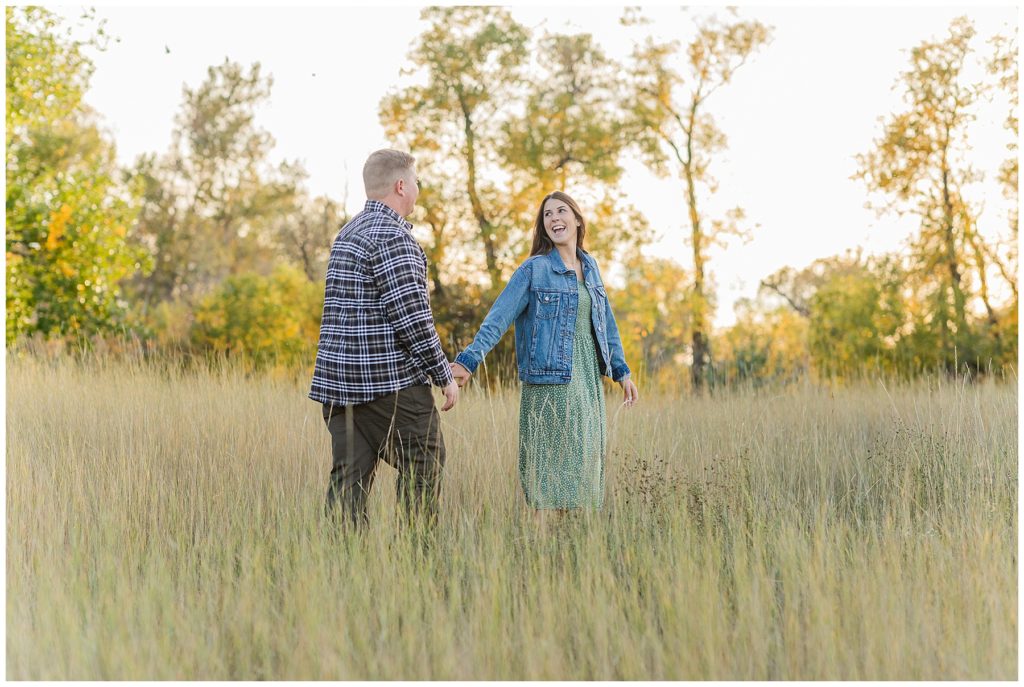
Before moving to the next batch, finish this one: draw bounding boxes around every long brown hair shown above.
[529,191,587,257]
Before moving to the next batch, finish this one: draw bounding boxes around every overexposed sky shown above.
[50,3,1018,327]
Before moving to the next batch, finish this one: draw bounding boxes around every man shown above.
[310,149,458,527]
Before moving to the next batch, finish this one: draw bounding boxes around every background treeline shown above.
[6,7,1018,389]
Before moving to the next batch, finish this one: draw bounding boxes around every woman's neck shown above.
[556,244,577,269]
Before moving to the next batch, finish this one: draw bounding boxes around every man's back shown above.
[309,199,451,406]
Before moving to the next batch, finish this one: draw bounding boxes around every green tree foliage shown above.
[609,253,694,390]
[759,252,881,320]
[756,251,977,379]
[385,7,530,292]
[854,17,1010,373]
[128,60,303,311]
[190,264,322,368]
[380,82,498,363]
[380,78,479,306]
[501,32,651,267]
[806,256,909,378]
[624,9,772,392]
[270,191,347,283]
[712,301,809,387]
[987,28,1018,303]
[505,33,625,189]
[6,7,149,342]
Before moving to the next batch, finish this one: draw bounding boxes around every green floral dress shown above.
[518,280,607,509]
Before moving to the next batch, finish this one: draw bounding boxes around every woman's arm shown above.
[602,286,631,383]
[453,261,532,375]
[598,272,639,405]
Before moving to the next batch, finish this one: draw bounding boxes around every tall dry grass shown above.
[6,354,1017,679]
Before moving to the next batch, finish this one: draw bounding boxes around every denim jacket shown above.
[454,249,631,384]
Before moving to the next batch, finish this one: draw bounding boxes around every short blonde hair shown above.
[363,149,415,199]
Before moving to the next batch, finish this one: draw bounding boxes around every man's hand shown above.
[440,381,459,411]
[619,376,639,407]
[451,362,472,388]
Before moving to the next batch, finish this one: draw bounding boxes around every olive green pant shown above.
[322,385,446,528]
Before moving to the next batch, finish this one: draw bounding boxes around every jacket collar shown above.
[546,248,594,276]
[364,199,413,230]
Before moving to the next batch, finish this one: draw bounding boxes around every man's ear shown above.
[395,177,405,195]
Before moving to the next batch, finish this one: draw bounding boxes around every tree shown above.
[128,60,302,311]
[190,263,322,368]
[987,28,1018,302]
[389,6,530,293]
[609,253,694,389]
[6,7,149,342]
[380,73,476,304]
[625,9,772,393]
[501,32,651,266]
[712,300,809,387]
[505,33,624,188]
[271,191,348,283]
[760,252,919,378]
[759,251,876,319]
[806,256,908,378]
[380,85,493,361]
[854,17,993,372]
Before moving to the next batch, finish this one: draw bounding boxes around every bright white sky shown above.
[49,2,1018,327]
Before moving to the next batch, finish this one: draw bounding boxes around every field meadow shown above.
[6,354,1018,679]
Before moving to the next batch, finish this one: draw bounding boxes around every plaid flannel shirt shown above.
[309,200,454,406]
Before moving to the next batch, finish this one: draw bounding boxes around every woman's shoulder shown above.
[516,254,550,274]
[580,251,604,274]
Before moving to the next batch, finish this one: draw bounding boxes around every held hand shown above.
[440,381,459,412]
[619,376,639,407]
[451,361,472,388]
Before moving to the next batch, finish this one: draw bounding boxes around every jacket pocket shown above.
[534,290,560,320]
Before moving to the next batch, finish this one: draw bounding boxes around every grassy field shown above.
[6,355,1017,679]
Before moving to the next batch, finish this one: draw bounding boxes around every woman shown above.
[451,191,639,516]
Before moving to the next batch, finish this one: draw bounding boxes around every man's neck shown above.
[369,196,406,219]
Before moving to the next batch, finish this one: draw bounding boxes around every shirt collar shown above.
[364,199,412,230]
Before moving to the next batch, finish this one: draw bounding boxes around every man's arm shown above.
[371,232,454,388]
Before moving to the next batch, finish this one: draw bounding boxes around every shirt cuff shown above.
[431,362,455,387]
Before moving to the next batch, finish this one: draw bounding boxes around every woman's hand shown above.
[619,376,639,407]
[451,361,472,387]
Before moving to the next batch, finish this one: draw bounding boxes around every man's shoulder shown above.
[361,209,414,244]
[335,209,411,247]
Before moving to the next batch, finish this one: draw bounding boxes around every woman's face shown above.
[542,197,579,249]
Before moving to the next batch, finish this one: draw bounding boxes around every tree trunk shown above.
[458,91,501,292]
[684,102,709,394]
[966,222,999,328]
[422,212,447,305]
[940,149,968,361]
